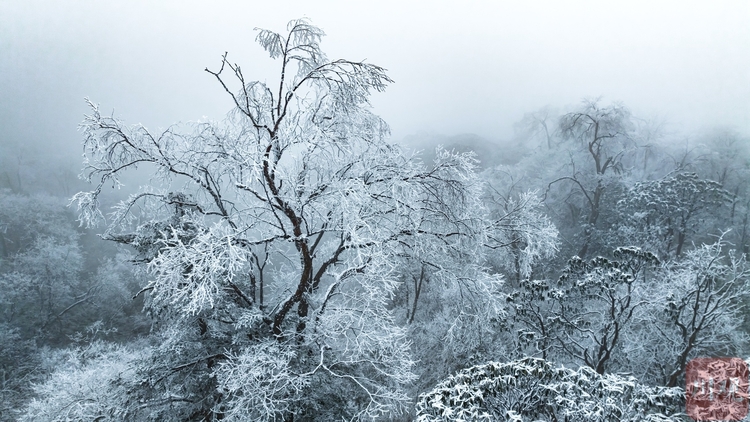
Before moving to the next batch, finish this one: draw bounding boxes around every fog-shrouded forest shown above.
[2,5,750,421]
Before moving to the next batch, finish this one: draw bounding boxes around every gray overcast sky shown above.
[1,0,748,157]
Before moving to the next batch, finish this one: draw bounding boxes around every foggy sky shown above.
[1,0,748,161]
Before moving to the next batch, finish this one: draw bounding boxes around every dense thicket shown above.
[0,191,149,419]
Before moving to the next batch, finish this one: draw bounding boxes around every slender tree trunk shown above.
[408,266,425,324]
[675,232,686,257]
[578,184,603,258]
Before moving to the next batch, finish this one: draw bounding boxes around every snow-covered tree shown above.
[71,18,497,420]
[617,172,732,258]
[0,189,148,417]
[647,237,748,387]
[415,357,684,421]
[482,172,559,283]
[394,163,559,397]
[509,247,659,374]
[21,341,147,422]
[512,106,559,151]
[553,99,637,258]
